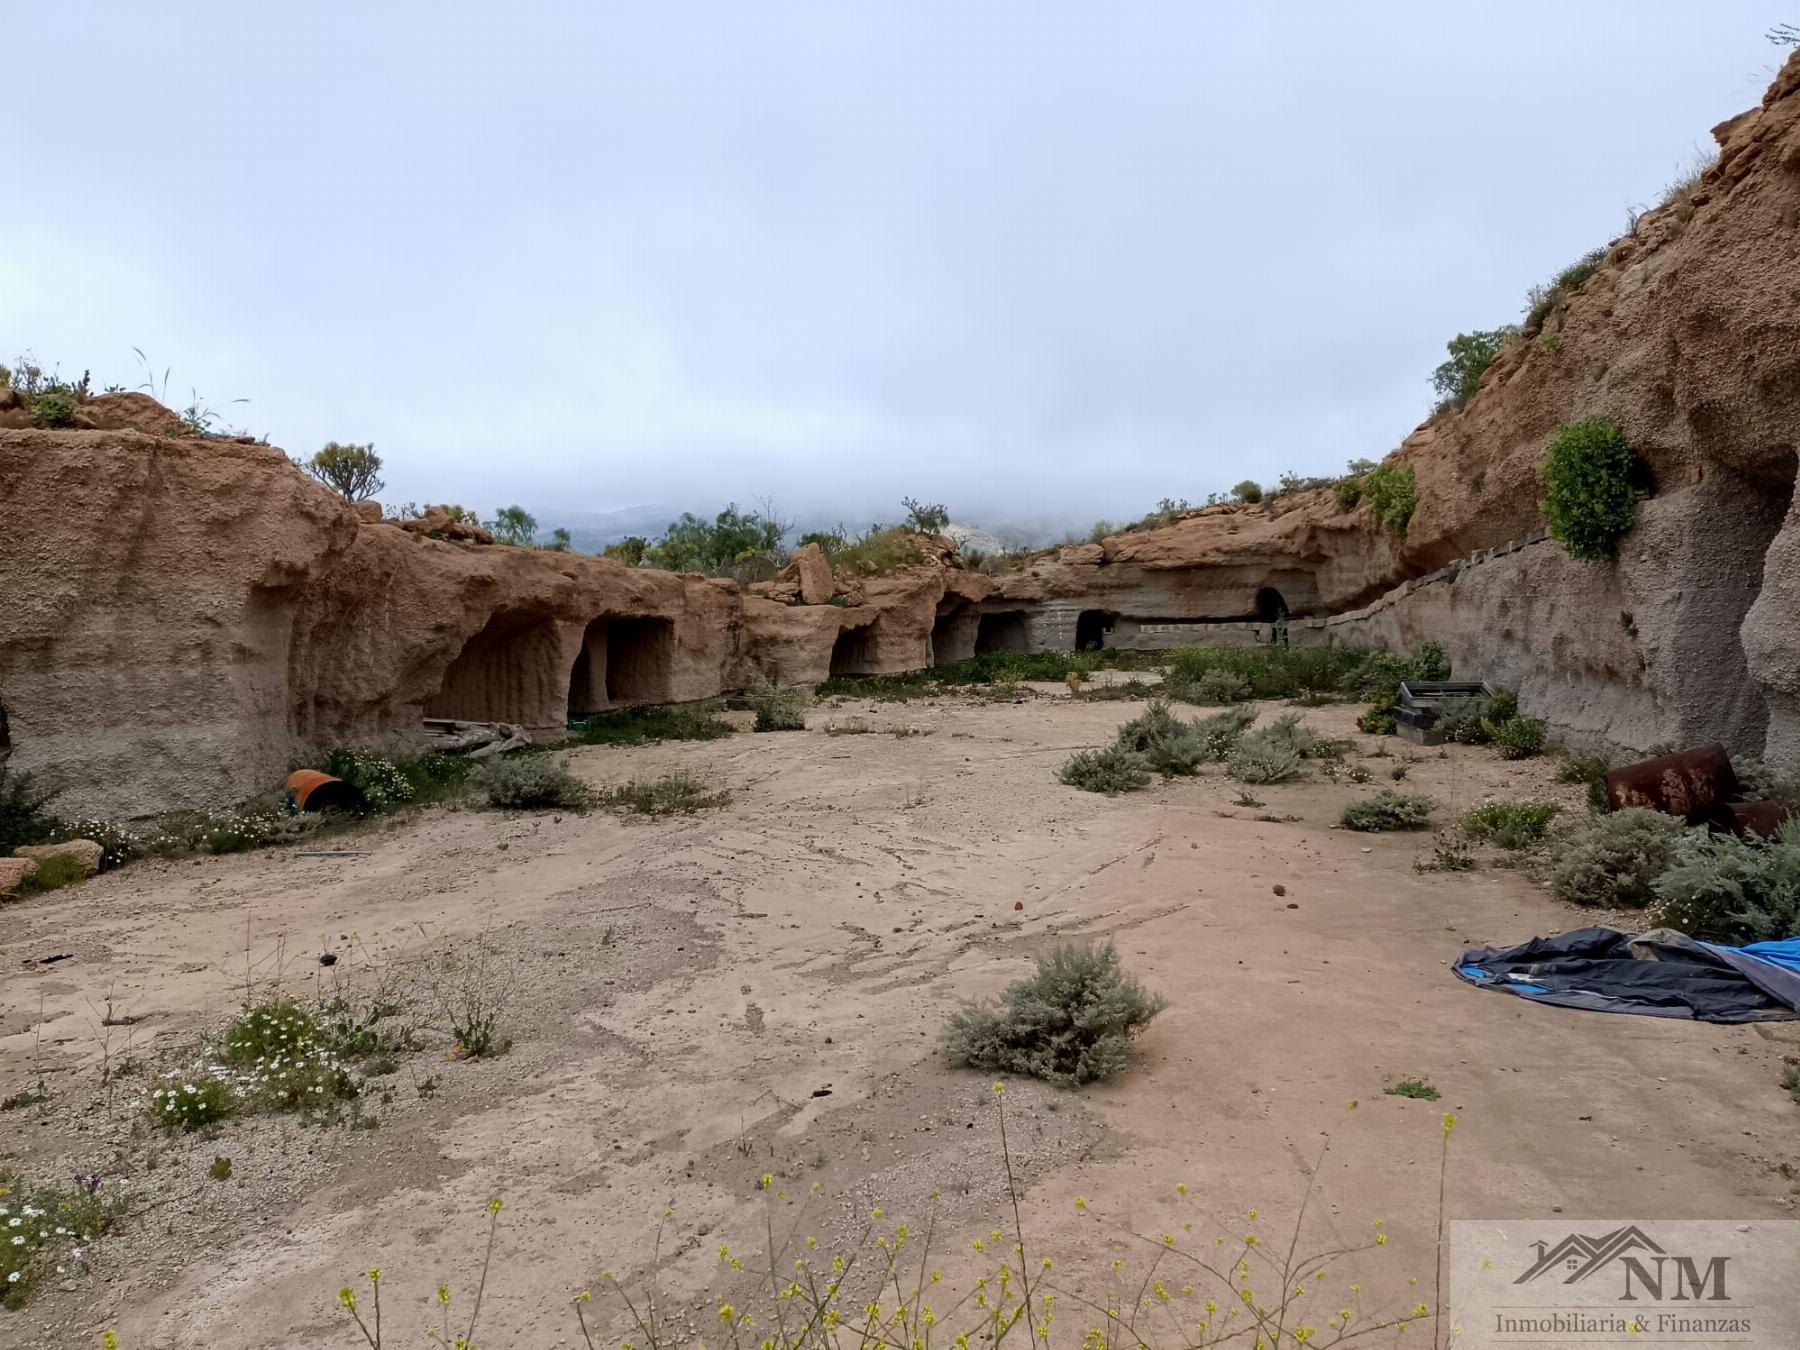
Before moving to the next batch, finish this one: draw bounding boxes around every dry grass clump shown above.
[596,770,731,817]
[748,677,811,732]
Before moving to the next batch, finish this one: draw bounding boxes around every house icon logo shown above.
[1516,1226,1666,1285]
[1515,1226,1729,1302]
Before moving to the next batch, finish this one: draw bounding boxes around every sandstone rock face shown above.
[0,858,37,897]
[1,429,358,820]
[0,428,993,818]
[398,507,494,544]
[14,838,103,877]
[0,390,187,436]
[999,496,1401,619]
[998,51,1800,765]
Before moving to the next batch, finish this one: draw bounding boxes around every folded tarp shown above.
[1454,926,1800,1023]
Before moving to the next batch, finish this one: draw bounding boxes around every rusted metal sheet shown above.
[284,770,365,813]
[1604,744,1737,821]
[1717,799,1794,839]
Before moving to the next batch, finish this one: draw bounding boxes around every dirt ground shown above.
[3,688,1798,1349]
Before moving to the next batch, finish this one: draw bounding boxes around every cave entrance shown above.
[830,622,881,677]
[1256,587,1290,623]
[975,611,1030,654]
[426,611,567,726]
[568,616,675,713]
[930,603,979,667]
[1075,610,1117,652]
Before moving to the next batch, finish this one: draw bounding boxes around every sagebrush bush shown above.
[1225,737,1302,785]
[1540,415,1637,560]
[1185,669,1252,704]
[1258,711,1334,759]
[1550,808,1684,908]
[471,755,593,810]
[943,942,1166,1085]
[1059,745,1152,795]
[1648,819,1800,942]
[1114,701,1210,776]
[1223,713,1330,784]
[595,770,731,816]
[1342,791,1434,831]
[748,678,810,732]
[1464,801,1559,849]
[1192,704,1260,759]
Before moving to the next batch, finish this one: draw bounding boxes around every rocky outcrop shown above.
[999,495,1399,618]
[1,429,357,820]
[0,429,987,819]
[997,51,1800,765]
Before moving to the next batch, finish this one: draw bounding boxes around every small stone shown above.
[1272,884,1286,896]
[1013,900,1024,911]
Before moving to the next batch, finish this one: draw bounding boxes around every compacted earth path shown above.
[3,690,1796,1348]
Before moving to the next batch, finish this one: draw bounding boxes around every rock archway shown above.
[930,601,979,667]
[1074,609,1117,652]
[975,611,1030,654]
[425,610,574,729]
[830,621,881,677]
[568,616,675,713]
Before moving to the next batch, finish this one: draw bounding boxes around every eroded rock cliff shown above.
[0,427,988,818]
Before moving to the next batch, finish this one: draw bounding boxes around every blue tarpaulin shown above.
[1455,926,1800,1022]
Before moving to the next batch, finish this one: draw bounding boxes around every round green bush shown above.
[28,389,78,428]
[1540,416,1637,560]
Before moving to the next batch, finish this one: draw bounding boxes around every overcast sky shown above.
[4,3,1788,535]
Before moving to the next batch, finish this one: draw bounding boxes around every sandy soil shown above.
[3,691,1797,1349]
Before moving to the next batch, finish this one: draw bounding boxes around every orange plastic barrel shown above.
[285,770,366,813]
